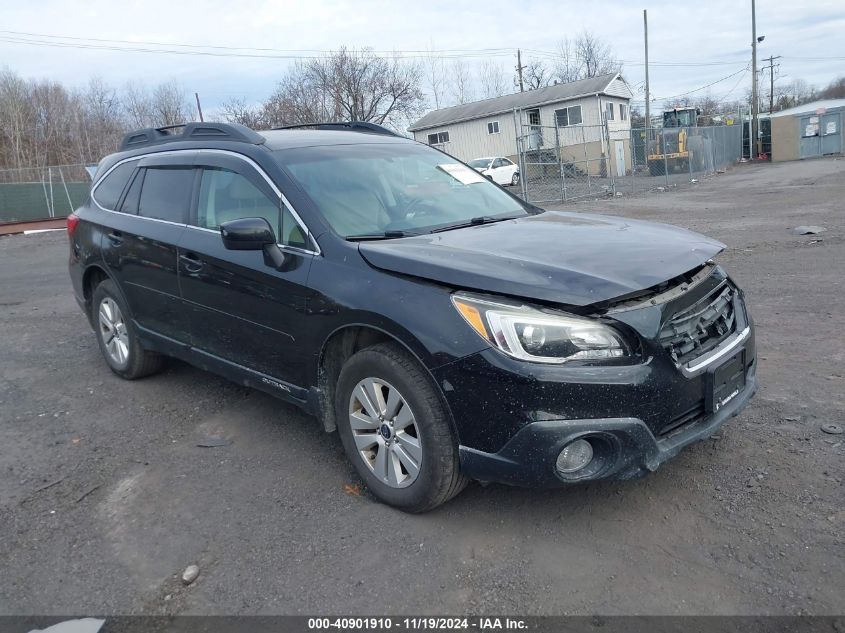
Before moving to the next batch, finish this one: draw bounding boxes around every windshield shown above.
[664,109,695,128]
[468,159,491,168]
[279,143,528,237]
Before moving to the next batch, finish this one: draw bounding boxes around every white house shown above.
[409,73,634,177]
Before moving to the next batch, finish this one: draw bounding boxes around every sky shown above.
[1,0,843,119]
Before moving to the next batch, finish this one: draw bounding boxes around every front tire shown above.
[335,343,467,512]
[92,279,165,380]
[511,172,520,186]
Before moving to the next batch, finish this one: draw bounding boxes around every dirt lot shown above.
[1,158,843,616]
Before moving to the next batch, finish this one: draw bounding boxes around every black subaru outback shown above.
[68,121,756,512]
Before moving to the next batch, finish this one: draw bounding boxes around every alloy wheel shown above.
[98,297,130,365]
[348,378,422,488]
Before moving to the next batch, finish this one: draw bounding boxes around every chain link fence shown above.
[0,164,93,223]
[515,121,743,205]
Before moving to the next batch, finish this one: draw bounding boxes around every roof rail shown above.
[119,122,265,151]
[272,121,400,137]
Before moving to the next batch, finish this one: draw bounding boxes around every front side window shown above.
[196,168,306,248]
[138,167,194,223]
[280,143,529,238]
[606,102,615,121]
[92,160,140,210]
[487,121,500,134]
[620,104,628,121]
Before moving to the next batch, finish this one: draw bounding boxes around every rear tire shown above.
[335,342,467,512]
[91,279,165,380]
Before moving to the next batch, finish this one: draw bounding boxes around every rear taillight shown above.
[67,213,80,238]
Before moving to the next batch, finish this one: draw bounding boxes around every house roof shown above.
[770,99,845,118]
[408,73,627,132]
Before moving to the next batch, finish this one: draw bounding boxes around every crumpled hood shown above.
[358,211,725,307]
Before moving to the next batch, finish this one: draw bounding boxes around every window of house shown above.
[487,121,500,134]
[620,104,628,121]
[427,131,450,145]
[92,160,140,210]
[554,105,582,127]
[137,167,194,223]
[606,102,615,121]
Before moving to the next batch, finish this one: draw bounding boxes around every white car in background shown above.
[469,157,520,187]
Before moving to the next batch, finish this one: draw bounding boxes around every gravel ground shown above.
[0,157,843,616]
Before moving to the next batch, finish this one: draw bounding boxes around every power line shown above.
[652,65,751,102]
[1,28,830,69]
[0,30,516,60]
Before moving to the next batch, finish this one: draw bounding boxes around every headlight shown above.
[451,292,630,364]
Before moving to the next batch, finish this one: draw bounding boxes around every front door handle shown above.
[179,252,205,273]
[106,231,123,246]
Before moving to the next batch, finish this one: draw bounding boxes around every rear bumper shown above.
[458,363,757,487]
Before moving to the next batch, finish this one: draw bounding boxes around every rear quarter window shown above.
[92,160,140,210]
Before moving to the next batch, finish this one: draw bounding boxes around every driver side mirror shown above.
[220,217,286,269]
[220,217,276,250]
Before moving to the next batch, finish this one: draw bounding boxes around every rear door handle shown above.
[179,252,205,273]
[106,231,123,246]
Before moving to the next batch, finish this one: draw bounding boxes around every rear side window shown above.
[92,160,139,210]
[138,167,194,223]
[120,170,144,214]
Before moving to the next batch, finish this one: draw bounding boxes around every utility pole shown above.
[762,55,782,113]
[195,92,204,122]
[751,0,759,157]
[643,9,650,128]
[516,49,525,93]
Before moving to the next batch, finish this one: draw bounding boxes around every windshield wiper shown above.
[346,230,414,241]
[429,214,520,234]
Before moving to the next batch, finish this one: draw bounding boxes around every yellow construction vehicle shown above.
[647,107,699,176]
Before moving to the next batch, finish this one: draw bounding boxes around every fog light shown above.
[556,439,594,474]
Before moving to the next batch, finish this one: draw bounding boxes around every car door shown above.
[491,158,510,185]
[177,152,316,392]
[500,158,518,184]
[99,152,196,343]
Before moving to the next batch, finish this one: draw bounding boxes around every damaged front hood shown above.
[358,211,725,307]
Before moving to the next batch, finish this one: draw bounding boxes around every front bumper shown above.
[458,363,757,487]
[433,273,757,487]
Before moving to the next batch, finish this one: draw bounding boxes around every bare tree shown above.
[479,60,508,99]
[818,76,845,99]
[80,77,124,160]
[448,59,475,105]
[0,68,33,169]
[304,48,425,127]
[424,45,446,109]
[574,30,621,78]
[152,80,191,126]
[219,97,268,129]
[522,59,553,90]
[122,82,155,129]
[553,38,582,84]
[551,31,622,85]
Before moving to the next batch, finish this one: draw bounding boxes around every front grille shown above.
[658,282,736,365]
